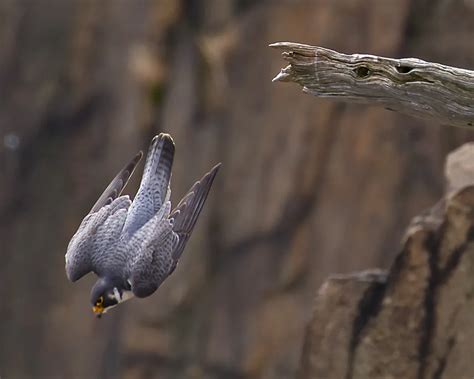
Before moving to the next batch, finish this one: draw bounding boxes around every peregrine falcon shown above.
[65,133,220,317]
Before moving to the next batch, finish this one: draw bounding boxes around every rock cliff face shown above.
[1,1,473,378]
[300,144,474,379]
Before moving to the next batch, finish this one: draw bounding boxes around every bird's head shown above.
[90,277,133,318]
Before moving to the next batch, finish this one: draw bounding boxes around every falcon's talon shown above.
[65,133,220,316]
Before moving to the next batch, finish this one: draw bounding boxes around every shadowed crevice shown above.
[346,276,387,379]
[439,226,474,284]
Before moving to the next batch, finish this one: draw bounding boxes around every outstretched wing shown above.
[89,151,143,213]
[169,163,221,261]
[125,202,177,298]
[65,151,141,282]
[126,163,220,297]
[123,133,175,236]
[65,196,130,282]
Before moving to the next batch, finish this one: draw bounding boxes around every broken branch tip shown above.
[272,70,291,83]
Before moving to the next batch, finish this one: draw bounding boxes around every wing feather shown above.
[65,196,131,282]
[170,163,221,261]
[65,150,141,282]
[125,204,176,298]
[89,151,142,214]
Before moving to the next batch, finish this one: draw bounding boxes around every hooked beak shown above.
[92,305,104,318]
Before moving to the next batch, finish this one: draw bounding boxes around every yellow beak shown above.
[92,305,104,316]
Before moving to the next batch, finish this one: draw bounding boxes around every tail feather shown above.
[142,134,174,193]
[123,133,175,235]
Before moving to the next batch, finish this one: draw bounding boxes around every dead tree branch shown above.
[271,42,474,128]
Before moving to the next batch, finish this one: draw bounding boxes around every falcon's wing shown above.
[126,163,220,297]
[169,163,221,261]
[65,151,141,282]
[89,151,142,213]
[123,133,175,236]
[65,196,130,282]
[126,202,177,298]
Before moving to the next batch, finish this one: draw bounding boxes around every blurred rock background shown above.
[0,0,473,378]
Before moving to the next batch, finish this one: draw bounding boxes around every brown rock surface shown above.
[300,144,474,379]
[0,1,473,378]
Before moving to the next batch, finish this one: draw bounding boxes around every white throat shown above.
[119,289,134,303]
[103,288,135,314]
[113,287,134,304]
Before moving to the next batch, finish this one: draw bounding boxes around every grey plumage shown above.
[89,151,143,214]
[122,135,175,236]
[65,134,220,313]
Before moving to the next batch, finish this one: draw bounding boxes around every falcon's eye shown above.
[96,296,104,306]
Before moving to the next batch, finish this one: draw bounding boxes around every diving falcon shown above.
[65,133,220,317]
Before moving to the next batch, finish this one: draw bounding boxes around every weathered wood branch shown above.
[299,143,474,379]
[271,42,474,128]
